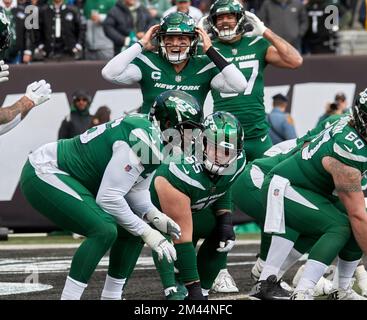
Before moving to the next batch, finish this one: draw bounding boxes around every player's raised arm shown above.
[197,27,247,93]
[322,156,367,254]
[243,11,303,69]
[101,24,160,84]
[0,80,51,135]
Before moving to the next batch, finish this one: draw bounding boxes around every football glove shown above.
[0,60,9,83]
[216,212,235,253]
[146,209,181,240]
[141,226,177,263]
[25,80,52,106]
[244,11,267,37]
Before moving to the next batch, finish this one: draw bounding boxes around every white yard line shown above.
[0,239,260,250]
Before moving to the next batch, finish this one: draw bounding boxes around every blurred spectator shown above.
[244,0,264,12]
[267,93,297,144]
[34,0,85,61]
[359,0,367,29]
[89,105,111,128]
[163,0,203,24]
[141,0,172,23]
[58,90,93,139]
[0,0,18,63]
[303,0,338,54]
[198,0,211,15]
[317,92,348,125]
[103,0,154,55]
[84,0,115,60]
[258,0,308,51]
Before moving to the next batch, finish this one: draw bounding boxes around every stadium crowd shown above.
[0,0,365,63]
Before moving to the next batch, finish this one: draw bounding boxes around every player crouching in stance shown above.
[150,111,246,299]
[19,93,192,300]
[252,90,367,300]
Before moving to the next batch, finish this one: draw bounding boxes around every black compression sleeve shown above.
[206,46,230,71]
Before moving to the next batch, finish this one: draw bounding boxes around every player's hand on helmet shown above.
[216,211,236,253]
[244,11,267,37]
[146,209,181,240]
[25,79,52,107]
[0,60,9,83]
[196,27,212,53]
[141,226,177,263]
[139,24,160,49]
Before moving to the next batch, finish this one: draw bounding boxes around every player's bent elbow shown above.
[290,56,303,69]
[101,66,114,82]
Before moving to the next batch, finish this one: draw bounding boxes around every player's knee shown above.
[93,223,118,246]
[329,223,351,240]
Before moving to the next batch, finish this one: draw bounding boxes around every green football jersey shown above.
[57,114,163,196]
[270,117,367,198]
[298,114,348,145]
[131,51,220,114]
[150,152,246,213]
[210,36,271,138]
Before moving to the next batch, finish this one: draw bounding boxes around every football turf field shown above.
[0,233,306,300]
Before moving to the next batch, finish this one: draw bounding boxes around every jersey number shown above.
[80,117,124,144]
[220,60,259,98]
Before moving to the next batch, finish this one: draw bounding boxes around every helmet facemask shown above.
[211,12,245,41]
[201,133,240,175]
[159,33,198,64]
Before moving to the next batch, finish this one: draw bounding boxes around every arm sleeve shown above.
[0,114,21,136]
[210,63,248,93]
[101,43,143,84]
[96,141,150,236]
[125,174,158,219]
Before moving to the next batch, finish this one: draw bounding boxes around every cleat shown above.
[248,275,291,300]
[327,285,367,300]
[290,289,314,300]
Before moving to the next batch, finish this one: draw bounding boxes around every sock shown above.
[251,257,265,279]
[259,236,294,281]
[336,257,360,290]
[295,259,328,292]
[61,276,87,300]
[278,248,303,278]
[101,274,126,300]
[174,242,199,283]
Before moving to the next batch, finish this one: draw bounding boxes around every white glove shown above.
[244,11,267,37]
[217,239,235,253]
[141,226,177,263]
[25,79,52,106]
[0,60,9,83]
[146,209,181,240]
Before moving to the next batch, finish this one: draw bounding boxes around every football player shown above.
[256,90,367,300]
[206,0,302,161]
[101,12,248,114]
[151,111,246,300]
[19,91,201,300]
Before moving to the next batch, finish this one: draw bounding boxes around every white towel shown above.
[264,174,290,234]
